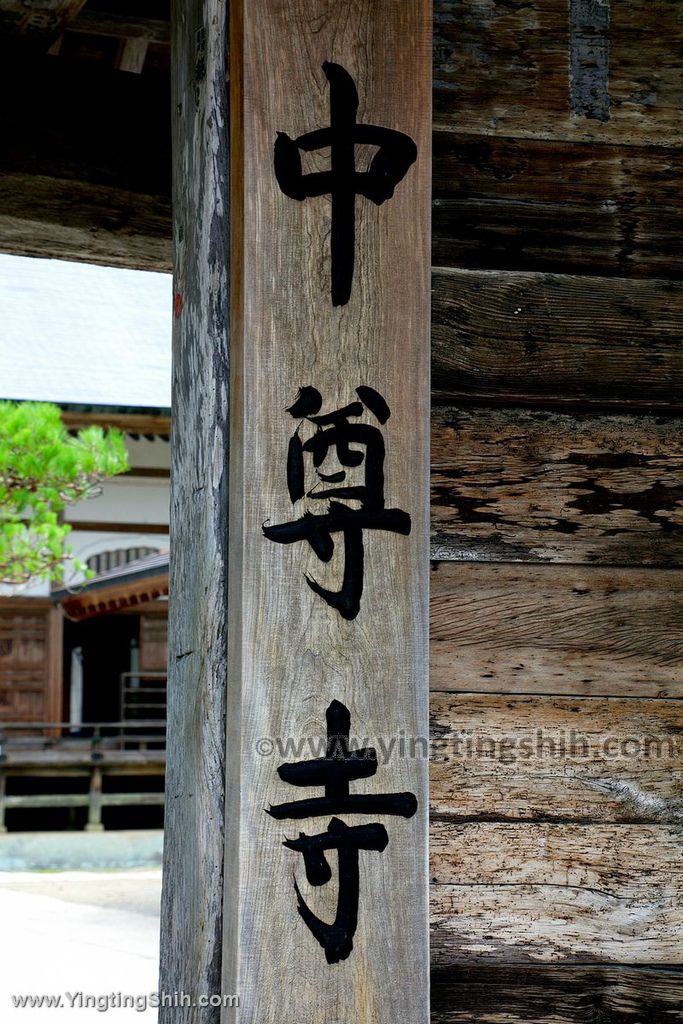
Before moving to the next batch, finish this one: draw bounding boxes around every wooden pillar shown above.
[161,1,431,1021]
[85,764,104,832]
[160,0,230,1019]
[226,1,432,1019]
[0,771,7,834]
[46,606,63,736]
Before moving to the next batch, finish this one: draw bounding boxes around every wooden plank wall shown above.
[429,1,683,1020]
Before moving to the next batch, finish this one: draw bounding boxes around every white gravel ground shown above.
[0,870,162,1022]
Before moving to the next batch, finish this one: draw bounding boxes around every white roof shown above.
[0,255,172,409]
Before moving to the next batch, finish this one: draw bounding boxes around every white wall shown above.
[0,435,170,596]
[64,477,170,529]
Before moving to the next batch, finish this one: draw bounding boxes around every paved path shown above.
[0,870,162,1022]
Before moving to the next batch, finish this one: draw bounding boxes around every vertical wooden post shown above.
[225,3,431,1022]
[85,764,104,832]
[46,606,64,739]
[0,771,7,834]
[159,0,230,1019]
[161,2,431,1021]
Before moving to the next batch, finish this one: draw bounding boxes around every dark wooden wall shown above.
[429,1,683,1019]
[1,0,682,1019]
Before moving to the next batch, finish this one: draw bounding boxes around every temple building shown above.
[0,254,170,830]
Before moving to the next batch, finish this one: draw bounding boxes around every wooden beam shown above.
[61,412,171,436]
[0,53,171,271]
[0,0,87,50]
[116,38,149,75]
[431,822,683,964]
[431,965,683,1022]
[0,174,172,272]
[433,0,682,146]
[68,10,171,44]
[432,270,683,409]
[66,521,169,534]
[430,562,683,697]
[431,405,683,566]
[432,133,683,278]
[3,752,165,770]
[0,51,170,198]
[430,692,683,822]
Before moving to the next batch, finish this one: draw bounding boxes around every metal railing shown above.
[120,671,167,725]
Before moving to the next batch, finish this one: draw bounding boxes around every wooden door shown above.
[0,600,62,725]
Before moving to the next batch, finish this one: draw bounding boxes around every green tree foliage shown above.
[0,401,129,585]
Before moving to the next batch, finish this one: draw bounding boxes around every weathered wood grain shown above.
[432,270,683,408]
[0,174,171,272]
[433,133,683,208]
[434,0,683,147]
[158,1,229,1021]
[0,51,172,270]
[0,601,60,723]
[430,823,683,964]
[568,0,610,123]
[432,133,683,277]
[433,196,683,279]
[431,406,683,565]
[429,693,683,823]
[430,563,683,697]
[3,3,682,280]
[5,24,681,276]
[431,964,683,1022]
[225,2,431,1022]
[431,822,683,891]
[9,169,680,281]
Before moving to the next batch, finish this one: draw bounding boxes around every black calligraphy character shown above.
[268,700,417,964]
[274,62,417,306]
[284,818,388,964]
[268,699,417,822]
[263,386,411,620]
